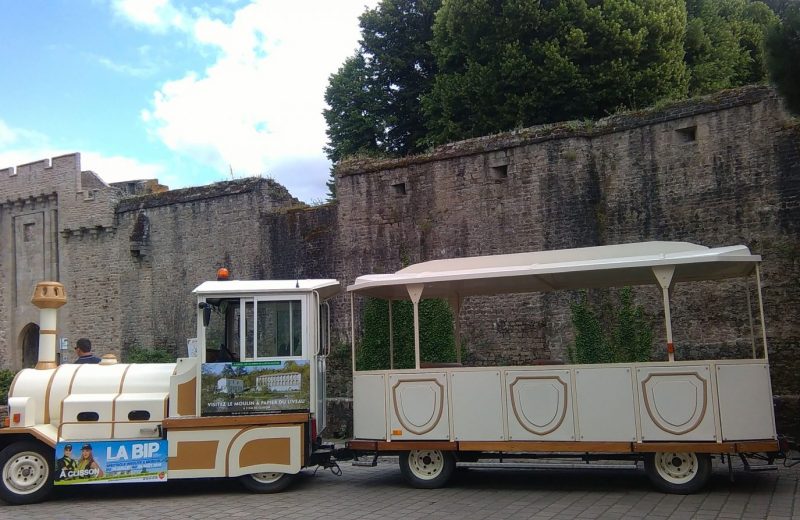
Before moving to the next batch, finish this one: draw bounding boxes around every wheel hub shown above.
[655,452,697,483]
[251,472,282,484]
[4,453,47,494]
[409,450,444,480]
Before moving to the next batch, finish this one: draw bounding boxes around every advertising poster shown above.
[54,440,168,485]
[201,360,310,416]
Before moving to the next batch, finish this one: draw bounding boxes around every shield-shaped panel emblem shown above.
[508,376,569,436]
[641,372,708,435]
[392,379,445,435]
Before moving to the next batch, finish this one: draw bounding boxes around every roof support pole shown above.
[449,294,462,364]
[350,293,356,373]
[745,282,756,359]
[407,284,424,370]
[652,266,676,363]
[388,299,394,370]
[755,265,769,361]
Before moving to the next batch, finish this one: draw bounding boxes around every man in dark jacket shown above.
[74,338,101,364]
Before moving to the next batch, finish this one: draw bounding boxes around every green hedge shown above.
[124,346,176,363]
[568,287,653,364]
[357,298,456,370]
[0,369,15,406]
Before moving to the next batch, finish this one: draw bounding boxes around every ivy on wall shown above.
[357,298,456,370]
[568,287,654,364]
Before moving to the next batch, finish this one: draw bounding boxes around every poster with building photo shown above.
[200,360,310,416]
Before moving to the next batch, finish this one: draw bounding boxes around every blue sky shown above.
[0,0,378,202]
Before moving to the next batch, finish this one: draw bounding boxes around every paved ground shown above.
[3,458,799,519]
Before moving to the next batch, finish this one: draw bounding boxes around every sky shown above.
[0,0,379,202]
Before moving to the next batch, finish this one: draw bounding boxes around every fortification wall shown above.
[0,153,121,368]
[334,86,800,402]
[114,178,299,356]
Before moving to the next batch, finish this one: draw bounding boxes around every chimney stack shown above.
[30,281,67,370]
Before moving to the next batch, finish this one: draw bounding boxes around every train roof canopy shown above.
[194,279,341,300]
[347,242,760,299]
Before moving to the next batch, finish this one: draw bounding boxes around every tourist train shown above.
[0,242,787,504]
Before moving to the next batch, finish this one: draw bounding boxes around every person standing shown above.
[74,338,101,364]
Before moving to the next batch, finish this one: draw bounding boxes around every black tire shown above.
[399,450,455,489]
[0,441,54,505]
[644,452,712,494]
[238,471,297,493]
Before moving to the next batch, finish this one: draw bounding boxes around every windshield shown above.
[203,297,304,361]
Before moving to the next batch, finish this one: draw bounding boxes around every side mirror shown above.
[200,302,212,327]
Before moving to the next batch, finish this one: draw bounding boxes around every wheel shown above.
[238,471,297,493]
[399,450,455,489]
[0,441,54,505]
[645,452,711,494]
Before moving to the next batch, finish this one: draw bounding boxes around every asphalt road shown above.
[2,458,799,519]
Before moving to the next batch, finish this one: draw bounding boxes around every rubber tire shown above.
[0,441,54,505]
[644,452,712,494]
[399,450,455,489]
[238,471,297,493]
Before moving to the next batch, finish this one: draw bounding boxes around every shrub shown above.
[0,369,15,406]
[124,345,176,363]
[357,298,456,371]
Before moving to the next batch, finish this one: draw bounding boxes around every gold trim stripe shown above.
[43,365,64,424]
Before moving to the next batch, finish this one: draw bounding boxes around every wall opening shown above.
[19,323,39,369]
[676,126,697,143]
[490,164,509,181]
[391,182,407,195]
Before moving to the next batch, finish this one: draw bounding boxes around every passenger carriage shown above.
[346,241,780,493]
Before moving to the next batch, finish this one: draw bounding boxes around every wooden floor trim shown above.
[632,442,735,453]
[349,439,780,454]
[163,413,309,430]
[735,440,780,453]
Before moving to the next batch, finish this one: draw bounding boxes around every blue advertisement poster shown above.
[201,360,310,416]
[54,440,168,485]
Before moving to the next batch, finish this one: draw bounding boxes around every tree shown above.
[323,0,441,199]
[766,4,800,114]
[423,0,689,145]
[323,53,385,198]
[685,0,778,96]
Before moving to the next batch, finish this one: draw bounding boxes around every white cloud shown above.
[137,0,379,201]
[0,120,49,148]
[0,119,168,185]
[93,55,158,78]
[111,0,189,32]
[80,152,168,184]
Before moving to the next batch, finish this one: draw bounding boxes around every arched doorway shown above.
[19,323,39,369]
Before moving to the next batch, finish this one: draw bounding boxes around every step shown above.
[458,461,639,471]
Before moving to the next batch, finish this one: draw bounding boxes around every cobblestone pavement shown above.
[3,459,799,520]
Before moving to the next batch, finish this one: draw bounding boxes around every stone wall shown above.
[115,178,299,356]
